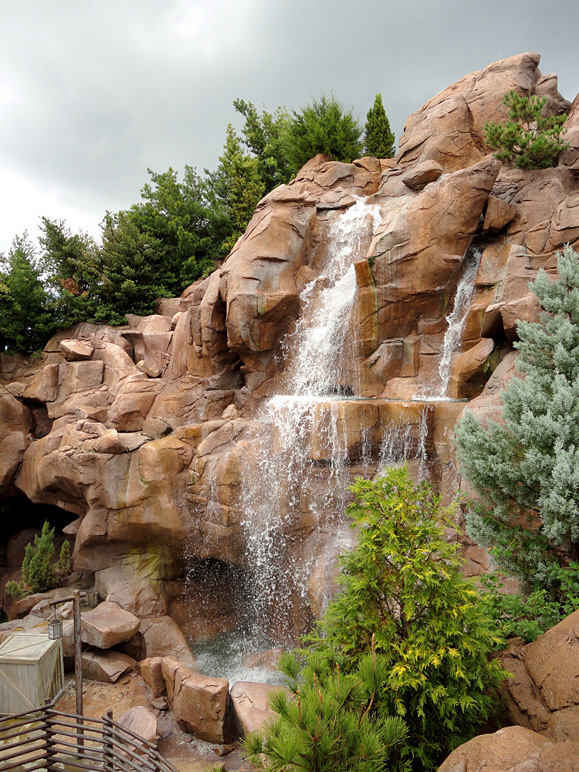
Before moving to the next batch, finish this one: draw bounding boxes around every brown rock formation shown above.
[439,611,579,771]
[160,657,236,743]
[81,601,140,649]
[0,52,577,651]
[230,681,286,736]
[438,725,566,772]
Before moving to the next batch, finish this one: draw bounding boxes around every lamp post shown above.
[48,616,62,640]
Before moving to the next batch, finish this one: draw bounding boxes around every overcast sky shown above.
[1,0,578,255]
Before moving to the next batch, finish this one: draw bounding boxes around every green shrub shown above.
[244,648,410,772]
[6,580,25,600]
[253,467,506,771]
[284,94,363,175]
[56,539,72,580]
[7,521,72,598]
[485,90,568,169]
[481,563,579,643]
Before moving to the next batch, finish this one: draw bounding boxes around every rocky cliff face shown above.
[1,52,578,647]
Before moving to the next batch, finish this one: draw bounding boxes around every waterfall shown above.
[283,199,383,397]
[378,408,429,478]
[423,246,482,399]
[240,198,382,644]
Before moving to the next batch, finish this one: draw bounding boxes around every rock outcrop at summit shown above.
[1,53,578,652]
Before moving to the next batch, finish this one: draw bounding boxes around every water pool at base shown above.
[190,629,287,687]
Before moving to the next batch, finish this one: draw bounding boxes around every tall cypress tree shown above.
[364,93,395,158]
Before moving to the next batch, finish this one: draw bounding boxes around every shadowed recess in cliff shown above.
[0,498,76,567]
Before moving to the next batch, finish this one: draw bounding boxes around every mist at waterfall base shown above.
[189,201,479,684]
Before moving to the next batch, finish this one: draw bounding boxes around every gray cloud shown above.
[1,0,577,253]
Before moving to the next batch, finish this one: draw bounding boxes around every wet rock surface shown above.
[0,53,577,770]
[0,50,577,652]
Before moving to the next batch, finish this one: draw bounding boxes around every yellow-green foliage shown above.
[285,467,506,771]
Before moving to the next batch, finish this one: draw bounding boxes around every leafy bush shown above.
[455,246,579,587]
[6,521,71,598]
[485,90,568,169]
[480,563,579,643]
[251,467,505,771]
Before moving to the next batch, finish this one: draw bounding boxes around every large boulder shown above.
[498,611,579,747]
[523,610,579,713]
[117,706,158,744]
[137,616,195,666]
[80,601,140,649]
[160,657,237,743]
[81,648,136,683]
[230,681,286,736]
[438,725,575,772]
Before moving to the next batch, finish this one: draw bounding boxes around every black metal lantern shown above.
[48,617,62,640]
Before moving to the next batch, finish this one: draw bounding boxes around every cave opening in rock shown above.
[0,497,76,588]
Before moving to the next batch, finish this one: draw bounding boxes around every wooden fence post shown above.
[44,712,57,771]
[103,709,115,772]
[73,591,84,749]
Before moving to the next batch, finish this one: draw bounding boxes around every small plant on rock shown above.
[485,90,568,169]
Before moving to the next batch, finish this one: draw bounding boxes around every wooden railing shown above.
[0,704,180,772]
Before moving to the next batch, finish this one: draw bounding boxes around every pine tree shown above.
[206,124,265,254]
[0,233,57,352]
[456,246,579,583]
[485,90,568,169]
[284,94,363,175]
[364,93,395,158]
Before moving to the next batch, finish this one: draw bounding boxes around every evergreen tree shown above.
[364,93,395,158]
[485,90,568,169]
[233,99,292,192]
[284,94,363,175]
[206,124,265,254]
[244,654,409,772]
[456,246,579,583]
[255,467,504,771]
[0,233,57,352]
[126,166,216,288]
[96,210,168,324]
[38,218,101,326]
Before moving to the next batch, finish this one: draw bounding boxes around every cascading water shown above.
[378,408,429,477]
[423,246,482,399]
[240,198,382,645]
